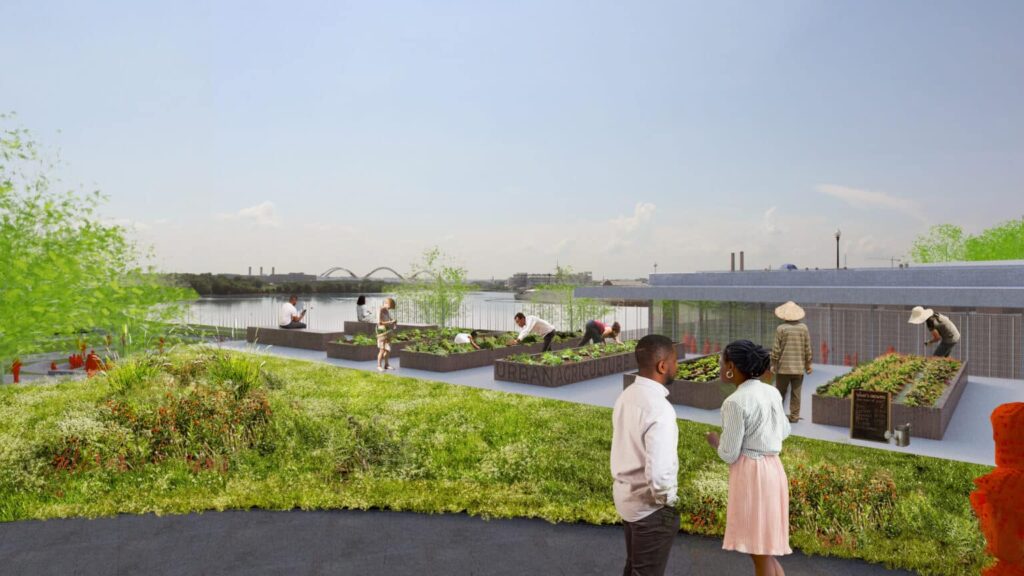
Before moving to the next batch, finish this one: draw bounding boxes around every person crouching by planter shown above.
[279,295,307,329]
[454,330,481,350]
[706,340,792,576]
[511,313,556,352]
[611,334,681,576]
[376,298,397,372]
[909,306,960,357]
[579,319,623,346]
[770,301,813,423]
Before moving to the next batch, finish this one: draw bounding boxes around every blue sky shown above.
[2,0,1022,278]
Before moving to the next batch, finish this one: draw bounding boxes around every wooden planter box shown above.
[342,321,437,337]
[810,361,969,440]
[327,330,505,362]
[325,340,414,361]
[498,343,688,387]
[400,339,578,372]
[494,350,638,387]
[245,327,345,351]
[622,353,731,410]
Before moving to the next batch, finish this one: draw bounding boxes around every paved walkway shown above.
[0,509,914,576]
[224,341,1023,466]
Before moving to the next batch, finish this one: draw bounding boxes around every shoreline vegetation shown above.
[169,274,512,297]
[0,348,992,576]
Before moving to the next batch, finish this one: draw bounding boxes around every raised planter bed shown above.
[245,327,345,352]
[325,340,415,361]
[400,337,579,372]
[342,321,437,337]
[325,329,503,362]
[497,343,687,387]
[622,353,732,410]
[811,356,969,440]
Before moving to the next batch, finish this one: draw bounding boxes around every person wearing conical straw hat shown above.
[770,301,813,423]
[909,306,960,358]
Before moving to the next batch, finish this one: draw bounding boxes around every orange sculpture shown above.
[971,402,1024,576]
[11,359,21,383]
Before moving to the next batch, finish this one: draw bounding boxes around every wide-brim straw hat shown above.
[908,306,935,325]
[775,301,805,321]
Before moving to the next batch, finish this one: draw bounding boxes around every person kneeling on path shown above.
[579,319,622,346]
[707,340,792,576]
[611,334,681,576]
[279,295,307,329]
[770,301,812,423]
[454,330,481,350]
[511,313,556,352]
[909,306,960,358]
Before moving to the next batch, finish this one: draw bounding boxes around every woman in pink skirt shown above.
[706,339,792,576]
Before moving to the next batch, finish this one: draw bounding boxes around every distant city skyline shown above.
[2,0,1021,277]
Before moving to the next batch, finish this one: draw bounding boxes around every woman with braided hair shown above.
[705,339,792,576]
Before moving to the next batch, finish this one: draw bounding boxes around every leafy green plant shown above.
[507,341,638,366]
[817,354,962,407]
[675,355,720,382]
[0,116,195,375]
[394,247,471,328]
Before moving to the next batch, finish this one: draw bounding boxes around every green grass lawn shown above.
[0,348,992,576]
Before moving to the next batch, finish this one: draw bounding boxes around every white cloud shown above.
[609,202,656,235]
[217,201,280,228]
[817,184,925,221]
[763,206,783,235]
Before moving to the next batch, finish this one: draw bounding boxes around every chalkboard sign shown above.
[850,389,891,442]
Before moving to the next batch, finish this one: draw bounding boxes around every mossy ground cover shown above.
[0,349,990,575]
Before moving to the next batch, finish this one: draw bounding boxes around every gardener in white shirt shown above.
[453,330,481,350]
[279,295,307,329]
[511,312,556,352]
[611,334,681,576]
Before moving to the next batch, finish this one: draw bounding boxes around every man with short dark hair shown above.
[279,295,307,329]
[612,334,681,576]
[512,312,556,352]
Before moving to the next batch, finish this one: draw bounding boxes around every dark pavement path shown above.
[0,509,914,576]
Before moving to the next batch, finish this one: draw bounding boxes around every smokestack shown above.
[740,251,745,271]
[271,266,275,276]
[248,266,252,276]
[731,252,736,272]
[260,266,264,276]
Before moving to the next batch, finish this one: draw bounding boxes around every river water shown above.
[183,292,649,338]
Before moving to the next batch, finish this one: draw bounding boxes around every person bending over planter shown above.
[355,295,375,323]
[511,312,556,352]
[453,330,481,350]
[376,298,397,371]
[279,294,307,329]
[579,319,622,346]
[611,335,681,576]
[706,340,792,576]
[770,301,813,423]
[909,306,960,358]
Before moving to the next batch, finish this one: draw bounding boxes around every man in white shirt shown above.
[511,312,556,351]
[611,334,680,576]
[279,295,307,329]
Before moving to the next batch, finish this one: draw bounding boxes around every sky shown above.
[2,0,1022,279]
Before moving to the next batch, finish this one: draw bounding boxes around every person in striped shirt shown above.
[770,301,813,423]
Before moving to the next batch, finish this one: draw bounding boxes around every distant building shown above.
[577,264,1024,379]
[509,271,593,289]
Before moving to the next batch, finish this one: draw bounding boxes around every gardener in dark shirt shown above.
[908,306,961,357]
